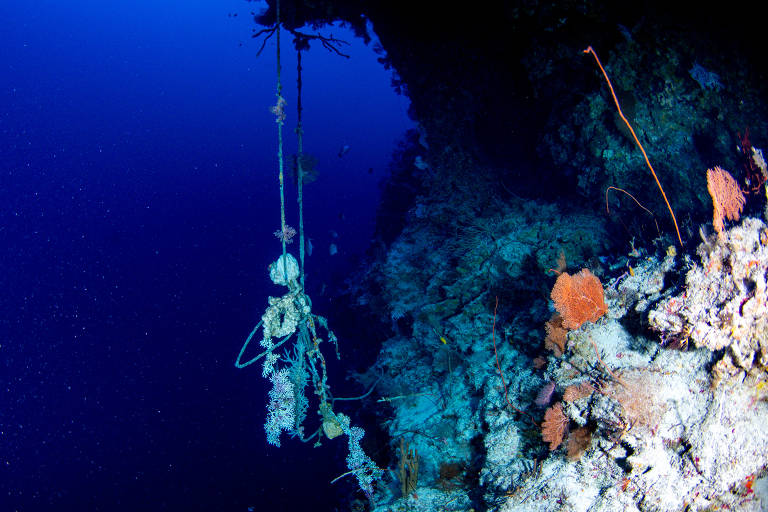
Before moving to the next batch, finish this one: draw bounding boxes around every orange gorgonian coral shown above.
[563,382,595,403]
[550,269,607,330]
[544,313,567,356]
[541,402,569,450]
[706,166,745,235]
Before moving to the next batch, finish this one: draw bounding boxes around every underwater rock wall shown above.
[266,1,768,508]
[363,160,767,510]
[649,217,768,376]
[497,216,768,512]
[362,165,612,509]
[540,34,768,224]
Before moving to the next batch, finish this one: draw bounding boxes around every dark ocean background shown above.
[1,1,411,510]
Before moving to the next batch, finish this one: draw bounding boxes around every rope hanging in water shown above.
[274,0,289,282]
[296,46,306,291]
[235,7,382,498]
[254,10,349,290]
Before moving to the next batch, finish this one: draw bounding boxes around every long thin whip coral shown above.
[583,46,683,247]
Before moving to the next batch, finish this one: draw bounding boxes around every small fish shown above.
[337,144,350,158]
[329,243,338,256]
[306,238,313,257]
[430,326,447,345]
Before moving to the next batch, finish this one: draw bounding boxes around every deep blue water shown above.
[1,1,412,510]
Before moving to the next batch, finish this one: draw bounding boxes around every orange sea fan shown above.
[706,166,745,234]
[563,382,595,402]
[550,269,607,330]
[541,402,569,450]
[544,313,567,356]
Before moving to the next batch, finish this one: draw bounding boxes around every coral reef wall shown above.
[360,163,768,511]
[252,2,768,510]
